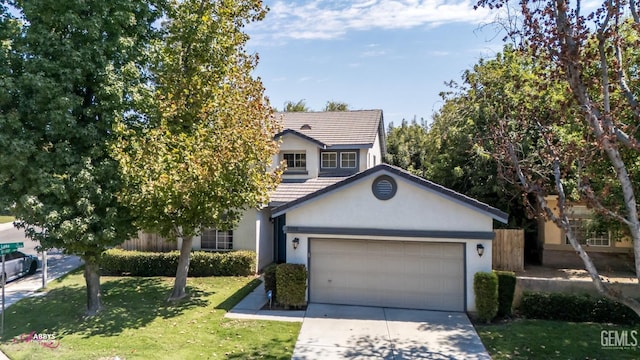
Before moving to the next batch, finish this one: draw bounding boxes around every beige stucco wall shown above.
[282,170,495,312]
[256,208,274,271]
[543,197,563,245]
[233,208,258,251]
[183,208,257,251]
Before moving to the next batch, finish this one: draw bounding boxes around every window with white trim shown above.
[282,152,306,171]
[321,152,337,168]
[564,206,611,247]
[201,229,233,250]
[340,152,357,168]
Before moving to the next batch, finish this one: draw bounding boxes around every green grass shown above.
[0,216,14,224]
[477,318,640,359]
[0,272,301,359]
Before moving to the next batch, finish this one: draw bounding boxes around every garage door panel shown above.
[310,239,465,311]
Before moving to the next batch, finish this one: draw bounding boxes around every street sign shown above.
[0,242,23,249]
[0,242,23,255]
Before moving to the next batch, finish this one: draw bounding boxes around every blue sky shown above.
[246,0,507,126]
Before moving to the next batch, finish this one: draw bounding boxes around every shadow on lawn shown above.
[215,278,262,311]
[1,277,212,340]
[225,336,296,360]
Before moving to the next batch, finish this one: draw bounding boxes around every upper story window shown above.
[340,152,357,168]
[283,152,306,171]
[321,152,337,168]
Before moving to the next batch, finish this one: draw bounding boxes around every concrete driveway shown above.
[292,304,490,360]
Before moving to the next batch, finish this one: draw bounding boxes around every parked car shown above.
[1,251,39,283]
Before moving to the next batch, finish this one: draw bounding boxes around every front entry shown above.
[273,214,286,263]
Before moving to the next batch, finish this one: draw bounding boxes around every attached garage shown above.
[271,164,508,312]
[309,239,465,311]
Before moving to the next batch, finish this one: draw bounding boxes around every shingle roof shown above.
[274,110,384,149]
[269,177,345,206]
[271,164,509,223]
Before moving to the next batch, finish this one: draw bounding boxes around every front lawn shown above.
[477,318,640,359]
[0,216,14,224]
[0,272,300,359]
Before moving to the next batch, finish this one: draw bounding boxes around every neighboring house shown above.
[538,196,634,271]
[179,109,508,312]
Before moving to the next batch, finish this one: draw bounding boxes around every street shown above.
[0,222,83,305]
[0,224,40,256]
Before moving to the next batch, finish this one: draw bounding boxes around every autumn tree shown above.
[476,0,640,313]
[0,0,162,314]
[113,0,280,300]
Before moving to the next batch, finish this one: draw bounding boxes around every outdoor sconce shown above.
[292,237,300,250]
[477,243,485,257]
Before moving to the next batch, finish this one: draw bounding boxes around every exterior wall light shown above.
[477,243,485,257]
[292,237,300,250]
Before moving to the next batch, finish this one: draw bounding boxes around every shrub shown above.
[263,263,278,300]
[495,270,517,317]
[474,271,498,323]
[520,292,640,325]
[101,249,255,277]
[275,263,307,308]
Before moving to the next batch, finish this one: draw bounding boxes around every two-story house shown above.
[183,109,508,312]
[184,110,384,269]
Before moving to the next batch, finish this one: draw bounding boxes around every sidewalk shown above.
[3,253,83,308]
[224,281,305,322]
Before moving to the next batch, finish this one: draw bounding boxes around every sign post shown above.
[0,242,24,335]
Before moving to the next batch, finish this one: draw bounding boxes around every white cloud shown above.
[361,49,387,57]
[249,0,493,42]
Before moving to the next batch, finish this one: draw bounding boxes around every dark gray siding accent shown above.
[284,226,496,240]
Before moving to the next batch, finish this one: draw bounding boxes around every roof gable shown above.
[271,164,509,223]
[274,110,385,150]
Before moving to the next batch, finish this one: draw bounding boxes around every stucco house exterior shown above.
[538,196,634,271]
[180,109,508,312]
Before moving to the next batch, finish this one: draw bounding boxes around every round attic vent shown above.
[372,175,397,200]
[300,124,312,130]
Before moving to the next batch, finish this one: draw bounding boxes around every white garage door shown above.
[309,239,465,311]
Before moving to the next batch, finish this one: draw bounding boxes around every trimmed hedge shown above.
[474,271,498,323]
[263,263,278,300]
[101,249,255,277]
[495,270,516,317]
[275,263,307,308]
[520,292,640,325]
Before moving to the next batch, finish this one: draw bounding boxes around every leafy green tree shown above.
[0,0,162,314]
[113,0,281,300]
[476,0,640,314]
[283,99,309,112]
[384,119,430,177]
[323,101,349,111]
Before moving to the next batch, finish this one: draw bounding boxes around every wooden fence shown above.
[493,229,524,272]
[118,232,177,252]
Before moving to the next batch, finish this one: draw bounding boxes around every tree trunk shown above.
[169,235,193,301]
[83,259,103,315]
